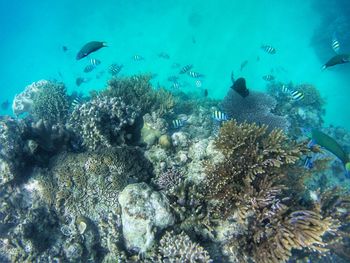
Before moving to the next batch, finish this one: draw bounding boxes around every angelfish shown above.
[322,54,350,69]
[76,41,107,60]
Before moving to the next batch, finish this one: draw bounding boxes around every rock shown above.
[171,132,189,148]
[118,183,175,253]
[158,134,172,149]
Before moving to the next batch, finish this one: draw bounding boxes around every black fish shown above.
[76,41,107,60]
[76,77,88,86]
[1,100,9,110]
[322,54,350,69]
[204,89,208,97]
[231,77,249,98]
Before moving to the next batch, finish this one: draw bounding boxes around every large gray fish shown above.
[322,54,350,69]
[76,41,107,60]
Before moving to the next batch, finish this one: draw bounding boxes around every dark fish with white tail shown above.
[261,44,276,54]
[172,119,185,129]
[322,54,350,69]
[76,41,107,60]
[179,64,193,74]
[262,74,275,81]
[109,64,123,76]
[212,110,228,121]
[187,71,204,78]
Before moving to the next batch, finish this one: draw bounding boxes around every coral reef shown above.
[69,96,140,150]
[118,182,175,253]
[221,89,290,131]
[36,146,152,221]
[31,81,69,124]
[155,230,212,262]
[98,74,175,117]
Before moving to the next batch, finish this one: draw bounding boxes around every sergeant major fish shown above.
[179,64,193,74]
[262,74,275,81]
[261,44,276,54]
[76,41,107,60]
[109,64,123,76]
[172,119,185,129]
[212,110,228,121]
[332,33,340,53]
[187,71,204,78]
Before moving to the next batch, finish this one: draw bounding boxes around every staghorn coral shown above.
[31,81,69,124]
[205,120,305,217]
[156,230,212,262]
[36,146,152,222]
[98,74,175,117]
[69,96,140,150]
[221,89,290,131]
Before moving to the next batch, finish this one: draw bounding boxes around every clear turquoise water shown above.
[1,0,349,130]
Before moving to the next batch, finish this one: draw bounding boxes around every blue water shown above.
[0,0,349,129]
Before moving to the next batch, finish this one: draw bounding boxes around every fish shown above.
[76,77,88,86]
[332,33,340,53]
[261,44,276,54]
[158,52,170,59]
[62,46,68,52]
[1,100,9,110]
[195,79,202,88]
[322,54,350,69]
[89,58,101,66]
[167,75,179,82]
[311,129,350,172]
[172,119,185,129]
[76,41,107,60]
[132,55,144,61]
[304,156,314,169]
[240,60,248,71]
[290,90,304,101]
[231,77,249,98]
[204,89,208,97]
[262,75,275,81]
[71,96,83,108]
[212,110,229,121]
[84,64,95,73]
[109,64,123,76]
[281,84,290,94]
[179,64,193,74]
[187,71,204,78]
[171,81,180,89]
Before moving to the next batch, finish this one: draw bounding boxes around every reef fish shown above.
[231,77,249,98]
[212,110,228,121]
[311,129,350,172]
[132,55,144,61]
[76,77,89,86]
[290,90,304,101]
[240,60,248,71]
[322,54,350,69]
[158,52,170,59]
[204,89,208,97]
[261,45,276,54]
[195,79,202,88]
[84,64,95,73]
[109,64,123,76]
[262,75,275,82]
[167,75,179,82]
[76,41,107,60]
[89,58,101,66]
[332,33,340,53]
[172,119,185,129]
[187,71,204,78]
[179,64,193,74]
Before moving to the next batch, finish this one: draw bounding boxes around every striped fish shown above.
[281,84,290,94]
[132,54,144,61]
[89,58,101,66]
[261,45,276,54]
[167,75,179,82]
[187,71,204,78]
[179,64,193,74]
[332,33,340,53]
[172,119,185,129]
[84,64,95,73]
[290,90,304,101]
[212,110,228,121]
[109,64,123,76]
[262,74,275,81]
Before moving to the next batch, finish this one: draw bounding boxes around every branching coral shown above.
[69,96,140,150]
[98,74,175,117]
[221,90,289,131]
[156,230,212,262]
[31,81,69,124]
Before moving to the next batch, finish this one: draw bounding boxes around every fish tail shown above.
[102,42,108,47]
[321,65,327,70]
